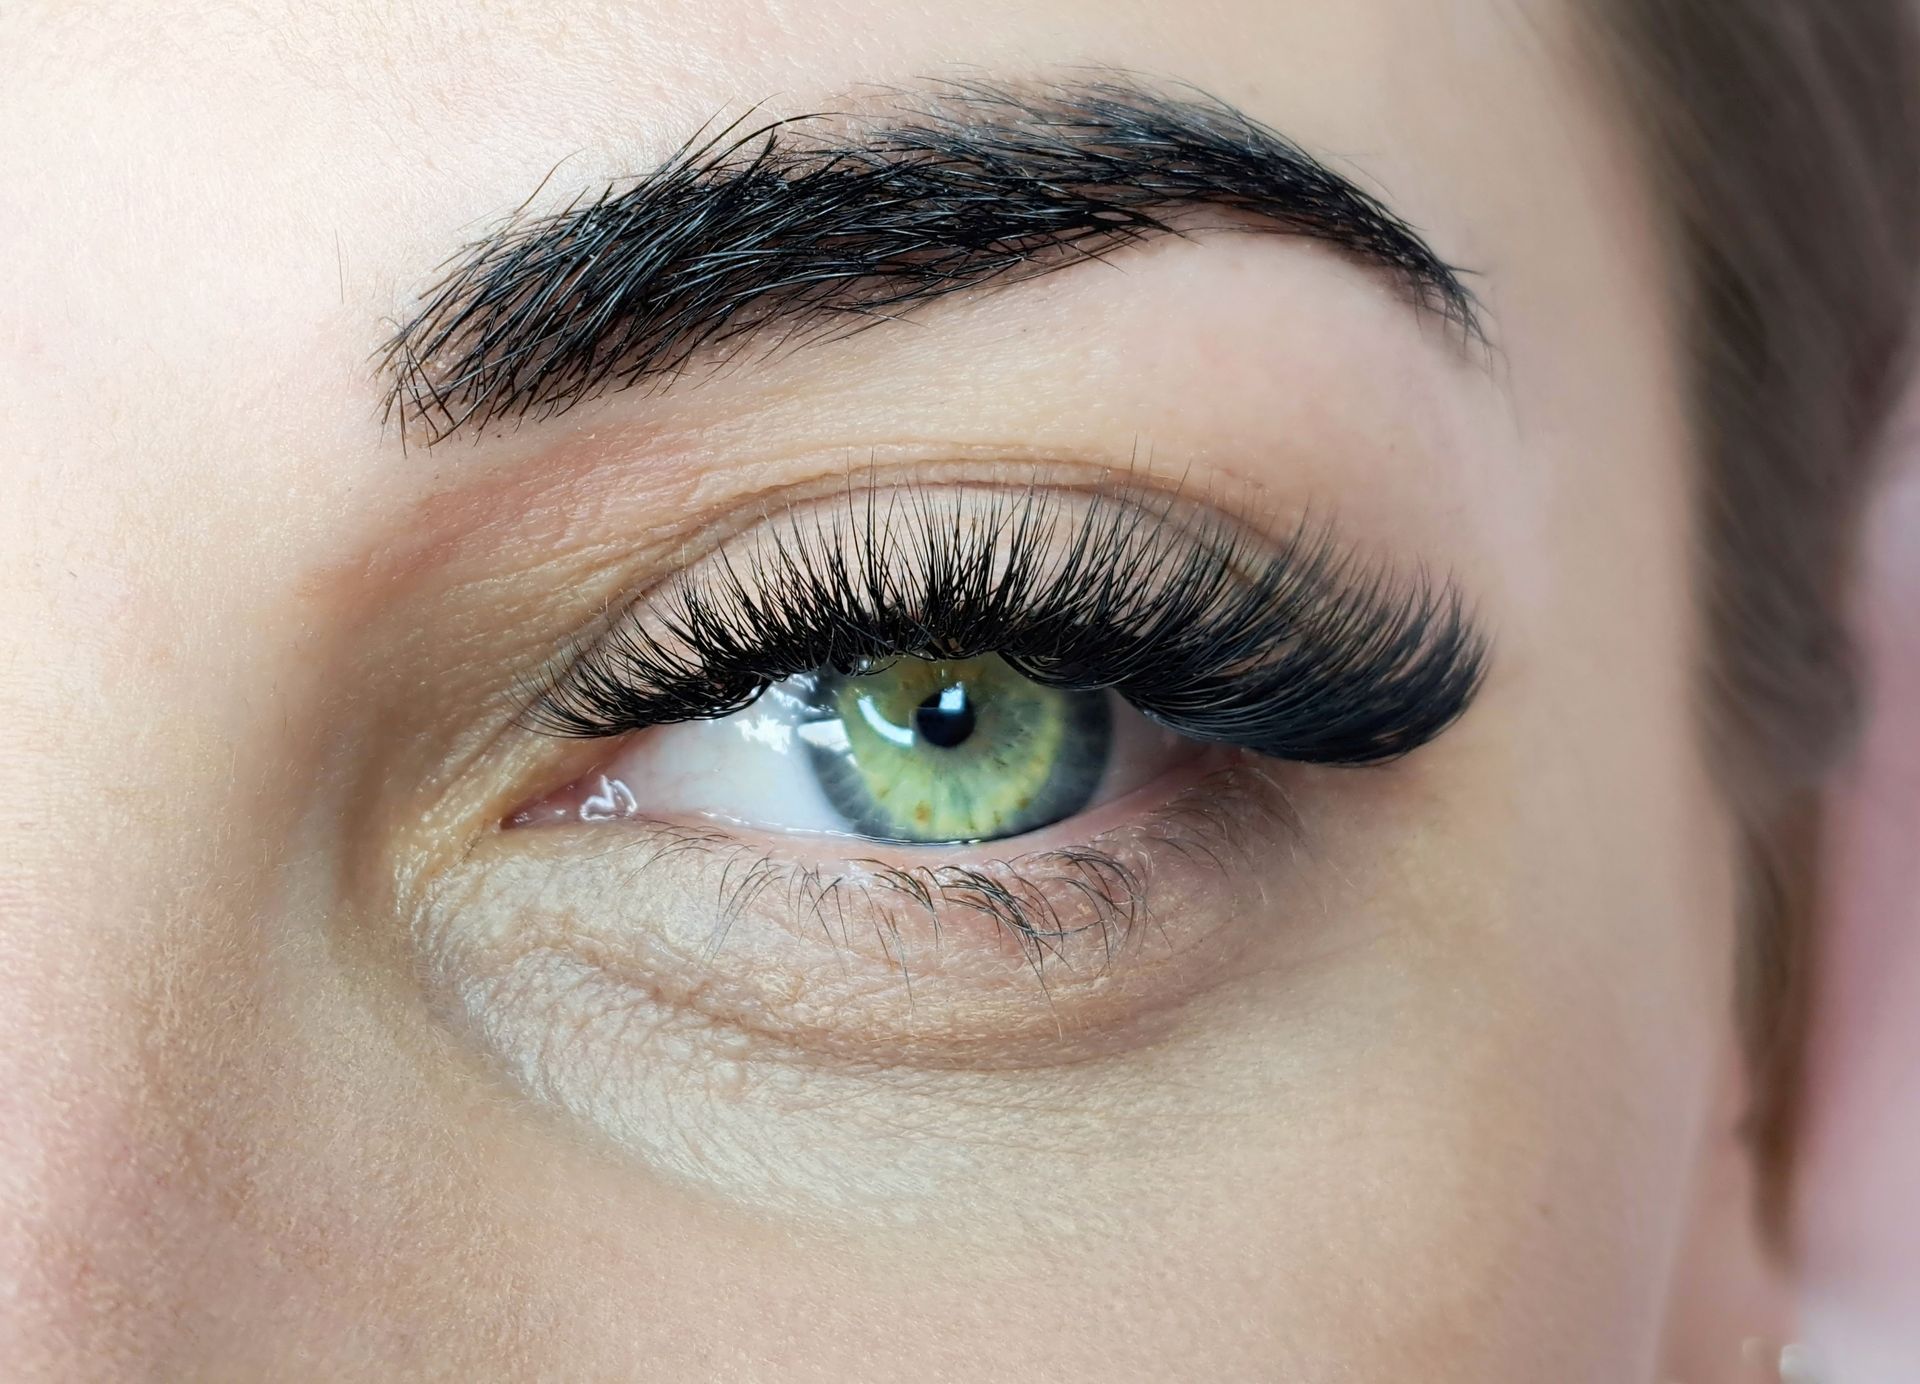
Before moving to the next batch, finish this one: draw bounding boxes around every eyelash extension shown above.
[530,485,1487,767]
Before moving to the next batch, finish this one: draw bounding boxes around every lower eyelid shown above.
[427,758,1297,1067]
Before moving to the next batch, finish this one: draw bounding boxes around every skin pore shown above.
[0,2,1794,1380]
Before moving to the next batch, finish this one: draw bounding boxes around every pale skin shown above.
[0,2,1798,1380]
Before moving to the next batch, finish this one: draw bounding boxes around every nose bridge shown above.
[0,777,307,1377]
[11,755,283,1351]
[0,582,279,1373]
[0,867,189,1372]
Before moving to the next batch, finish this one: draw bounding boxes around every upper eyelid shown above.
[526,482,1487,766]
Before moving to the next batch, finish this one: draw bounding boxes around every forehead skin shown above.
[0,2,1739,1381]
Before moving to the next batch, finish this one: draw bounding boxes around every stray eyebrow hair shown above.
[383,77,1481,443]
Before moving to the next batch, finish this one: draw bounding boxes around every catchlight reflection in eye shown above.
[804,655,1112,842]
[513,654,1194,844]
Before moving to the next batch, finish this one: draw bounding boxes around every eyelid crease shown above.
[526,482,1487,768]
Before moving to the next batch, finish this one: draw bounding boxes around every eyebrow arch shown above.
[383,76,1481,443]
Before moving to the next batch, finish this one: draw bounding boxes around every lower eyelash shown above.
[611,766,1289,982]
[799,850,1144,976]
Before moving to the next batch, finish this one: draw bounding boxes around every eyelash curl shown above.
[529,484,1487,767]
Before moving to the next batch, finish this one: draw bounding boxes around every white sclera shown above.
[586,670,1191,841]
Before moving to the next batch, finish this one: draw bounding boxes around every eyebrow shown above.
[383,77,1480,444]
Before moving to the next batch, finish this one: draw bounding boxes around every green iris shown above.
[803,654,1112,843]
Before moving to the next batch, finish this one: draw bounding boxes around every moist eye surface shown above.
[798,654,1114,843]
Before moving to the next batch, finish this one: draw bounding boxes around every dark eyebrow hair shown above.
[383,77,1481,443]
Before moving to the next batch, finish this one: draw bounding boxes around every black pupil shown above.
[914,683,977,749]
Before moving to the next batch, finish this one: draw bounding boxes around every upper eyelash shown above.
[529,484,1487,766]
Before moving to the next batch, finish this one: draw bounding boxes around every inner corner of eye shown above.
[504,655,1197,845]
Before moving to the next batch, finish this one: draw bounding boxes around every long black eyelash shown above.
[530,486,1487,766]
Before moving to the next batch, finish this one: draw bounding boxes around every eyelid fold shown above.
[527,482,1487,766]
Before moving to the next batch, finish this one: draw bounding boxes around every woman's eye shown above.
[514,653,1195,844]
[445,487,1483,1094]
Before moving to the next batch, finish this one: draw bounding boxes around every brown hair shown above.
[1593,1,1920,1229]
